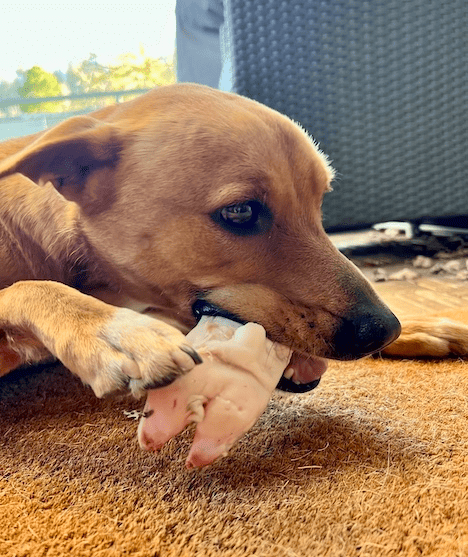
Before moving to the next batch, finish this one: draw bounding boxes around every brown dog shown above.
[0,84,406,398]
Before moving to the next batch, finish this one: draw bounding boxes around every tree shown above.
[69,54,111,93]
[18,66,63,113]
[0,79,19,99]
[0,71,25,116]
[65,62,83,95]
[69,48,175,94]
[106,46,175,90]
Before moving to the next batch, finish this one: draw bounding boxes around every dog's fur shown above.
[0,84,464,398]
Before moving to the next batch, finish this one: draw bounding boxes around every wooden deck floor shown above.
[374,278,468,318]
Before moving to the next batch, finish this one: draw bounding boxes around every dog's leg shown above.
[0,281,201,397]
[382,317,468,357]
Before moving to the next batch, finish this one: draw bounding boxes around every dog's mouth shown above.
[192,300,325,393]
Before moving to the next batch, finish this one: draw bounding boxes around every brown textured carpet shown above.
[1,281,468,557]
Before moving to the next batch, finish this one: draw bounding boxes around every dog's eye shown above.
[212,201,271,235]
[221,203,257,224]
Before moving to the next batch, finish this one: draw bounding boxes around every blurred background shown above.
[0,1,177,138]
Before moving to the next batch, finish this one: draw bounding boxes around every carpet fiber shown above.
[1,281,467,557]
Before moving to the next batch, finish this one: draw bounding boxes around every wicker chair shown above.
[224,0,468,230]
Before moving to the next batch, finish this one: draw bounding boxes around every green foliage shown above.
[1,50,175,116]
[70,54,110,93]
[68,48,175,99]
[107,46,175,90]
[18,66,63,113]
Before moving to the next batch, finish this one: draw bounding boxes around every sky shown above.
[0,1,177,82]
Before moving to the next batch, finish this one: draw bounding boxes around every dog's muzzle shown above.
[192,299,323,393]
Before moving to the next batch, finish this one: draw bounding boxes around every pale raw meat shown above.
[138,316,291,468]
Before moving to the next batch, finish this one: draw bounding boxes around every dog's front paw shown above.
[59,308,201,397]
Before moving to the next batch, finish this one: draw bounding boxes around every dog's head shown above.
[0,84,400,391]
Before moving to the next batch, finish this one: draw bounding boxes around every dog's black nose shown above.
[331,308,401,360]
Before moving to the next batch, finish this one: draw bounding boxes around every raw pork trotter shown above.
[138,316,297,468]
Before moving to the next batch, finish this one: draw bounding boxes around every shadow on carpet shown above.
[1,354,467,556]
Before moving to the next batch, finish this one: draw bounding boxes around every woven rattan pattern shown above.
[226,0,468,228]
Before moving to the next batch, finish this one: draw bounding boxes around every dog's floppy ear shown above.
[0,115,121,206]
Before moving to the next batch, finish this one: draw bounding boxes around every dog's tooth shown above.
[283,367,294,379]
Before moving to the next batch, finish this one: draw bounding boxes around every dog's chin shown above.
[191,300,325,393]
